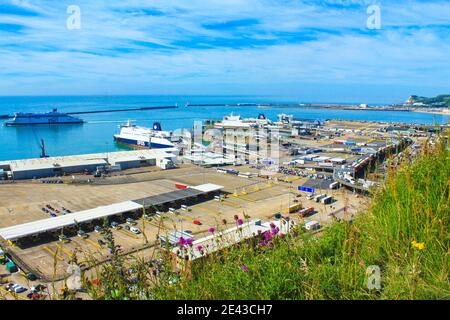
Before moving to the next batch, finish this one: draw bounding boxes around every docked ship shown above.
[114,120,178,149]
[4,109,84,126]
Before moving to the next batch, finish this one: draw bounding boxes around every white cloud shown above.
[0,0,449,97]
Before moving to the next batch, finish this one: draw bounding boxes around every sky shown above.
[0,0,449,103]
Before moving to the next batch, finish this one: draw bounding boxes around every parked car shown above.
[10,284,27,293]
[94,226,103,233]
[58,234,69,242]
[31,284,47,292]
[126,218,135,225]
[110,221,119,229]
[27,292,45,300]
[77,230,88,238]
[130,227,141,235]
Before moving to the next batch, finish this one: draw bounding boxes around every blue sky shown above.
[0,0,449,103]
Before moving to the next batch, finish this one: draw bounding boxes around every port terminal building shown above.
[0,148,178,180]
[0,183,223,242]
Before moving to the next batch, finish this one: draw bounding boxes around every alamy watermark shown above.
[366,4,381,30]
[67,5,81,30]
[366,265,381,290]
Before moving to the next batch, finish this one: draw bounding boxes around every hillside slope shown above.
[150,138,449,300]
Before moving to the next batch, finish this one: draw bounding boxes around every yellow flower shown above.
[411,240,425,250]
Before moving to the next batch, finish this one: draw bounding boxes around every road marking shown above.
[56,244,74,258]
[195,206,220,215]
[83,238,103,250]
[0,287,30,300]
[117,229,141,239]
[43,246,64,261]
[233,195,256,203]
[221,200,241,208]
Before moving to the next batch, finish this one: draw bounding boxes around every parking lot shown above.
[0,164,366,299]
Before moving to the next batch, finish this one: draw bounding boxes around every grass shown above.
[78,136,449,300]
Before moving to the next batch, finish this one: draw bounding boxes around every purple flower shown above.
[259,240,266,247]
[177,237,187,246]
[280,233,286,239]
[271,228,278,236]
[270,223,276,229]
[196,245,204,251]
[237,219,244,226]
[264,231,272,241]
[186,238,193,246]
[209,227,216,233]
[267,241,273,248]
[241,265,249,272]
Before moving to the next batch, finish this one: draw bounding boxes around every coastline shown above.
[412,108,450,116]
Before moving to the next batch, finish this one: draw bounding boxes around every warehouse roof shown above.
[0,183,223,241]
[0,201,143,241]
[7,148,178,172]
[134,184,223,206]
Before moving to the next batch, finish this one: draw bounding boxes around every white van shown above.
[129,227,141,235]
[304,220,321,231]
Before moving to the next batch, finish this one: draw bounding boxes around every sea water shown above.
[0,95,447,161]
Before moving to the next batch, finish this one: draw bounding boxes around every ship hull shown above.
[5,121,83,126]
[114,136,173,149]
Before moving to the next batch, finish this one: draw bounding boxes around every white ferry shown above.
[214,113,272,129]
[114,120,178,149]
[5,109,84,126]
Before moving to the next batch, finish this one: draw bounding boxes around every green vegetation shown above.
[408,94,450,108]
[83,137,449,300]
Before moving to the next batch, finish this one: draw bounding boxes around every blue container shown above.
[274,213,282,219]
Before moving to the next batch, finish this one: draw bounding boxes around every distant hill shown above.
[406,94,450,108]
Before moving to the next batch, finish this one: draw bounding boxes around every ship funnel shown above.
[153,122,162,131]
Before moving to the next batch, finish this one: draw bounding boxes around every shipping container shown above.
[6,261,17,273]
[299,207,314,217]
[314,194,327,202]
[329,182,340,189]
[286,203,302,214]
[320,196,333,204]
[304,220,321,231]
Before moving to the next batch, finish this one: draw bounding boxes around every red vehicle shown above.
[193,220,202,226]
[299,207,314,217]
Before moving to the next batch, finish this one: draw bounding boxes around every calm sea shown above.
[0,95,448,161]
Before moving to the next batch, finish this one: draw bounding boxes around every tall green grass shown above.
[84,137,449,300]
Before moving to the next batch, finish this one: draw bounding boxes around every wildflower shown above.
[259,240,266,247]
[177,237,187,246]
[279,233,286,239]
[186,238,193,246]
[196,245,204,251]
[241,265,249,272]
[264,231,272,241]
[411,240,425,250]
[270,223,276,229]
[271,228,278,236]
[209,227,216,233]
[237,219,244,226]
